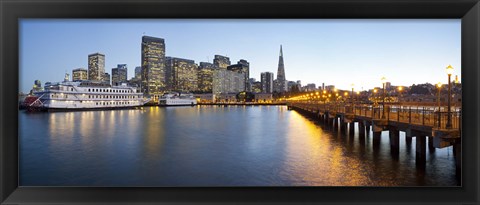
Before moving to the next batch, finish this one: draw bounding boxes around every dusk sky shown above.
[20,19,461,93]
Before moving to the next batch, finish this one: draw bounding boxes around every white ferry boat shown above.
[159,92,197,106]
[25,79,149,111]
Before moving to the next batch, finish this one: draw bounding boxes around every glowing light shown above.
[446,65,454,75]
[381,76,387,84]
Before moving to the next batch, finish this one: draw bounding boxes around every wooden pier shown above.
[287,101,461,174]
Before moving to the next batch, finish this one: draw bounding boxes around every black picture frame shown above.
[1,0,479,204]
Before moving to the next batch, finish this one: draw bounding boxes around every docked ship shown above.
[159,92,197,106]
[24,78,149,111]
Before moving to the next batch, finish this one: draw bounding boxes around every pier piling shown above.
[416,135,426,168]
[389,128,400,157]
[373,131,381,148]
[358,121,366,138]
[428,136,435,153]
[365,122,371,136]
[349,122,355,136]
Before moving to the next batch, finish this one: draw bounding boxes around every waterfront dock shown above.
[287,101,461,175]
[198,102,286,106]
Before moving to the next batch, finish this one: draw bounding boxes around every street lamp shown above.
[350,83,355,114]
[381,76,387,119]
[350,83,355,104]
[446,65,454,128]
[398,86,403,103]
[436,82,442,112]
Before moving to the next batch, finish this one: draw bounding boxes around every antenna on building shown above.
[142,32,146,36]
[207,56,210,63]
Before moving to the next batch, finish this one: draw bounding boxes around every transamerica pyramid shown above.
[276,45,286,92]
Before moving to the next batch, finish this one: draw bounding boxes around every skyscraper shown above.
[276,45,287,93]
[227,59,250,91]
[287,81,297,92]
[251,81,262,93]
[134,66,142,80]
[213,69,245,95]
[72,68,88,82]
[112,64,128,86]
[103,73,111,85]
[213,55,231,69]
[141,36,166,100]
[88,53,105,82]
[197,62,216,93]
[165,57,198,92]
[261,72,274,93]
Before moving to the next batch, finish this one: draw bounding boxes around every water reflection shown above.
[19,106,458,186]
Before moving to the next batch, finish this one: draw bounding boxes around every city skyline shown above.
[20,19,461,93]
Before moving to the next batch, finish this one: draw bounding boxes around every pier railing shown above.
[288,101,461,130]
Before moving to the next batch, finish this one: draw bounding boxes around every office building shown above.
[213,55,231,69]
[287,81,298,91]
[88,53,105,81]
[325,85,335,91]
[103,73,110,85]
[261,72,274,93]
[197,62,216,93]
[141,35,166,100]
[251,81,262,93]
[212,69,245,95]
[227,59,249,91]
[134,66,142,80]
[305,83,316,91]
[72,68,88,82]
[112,64,128,86]
[165,57,198,92]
